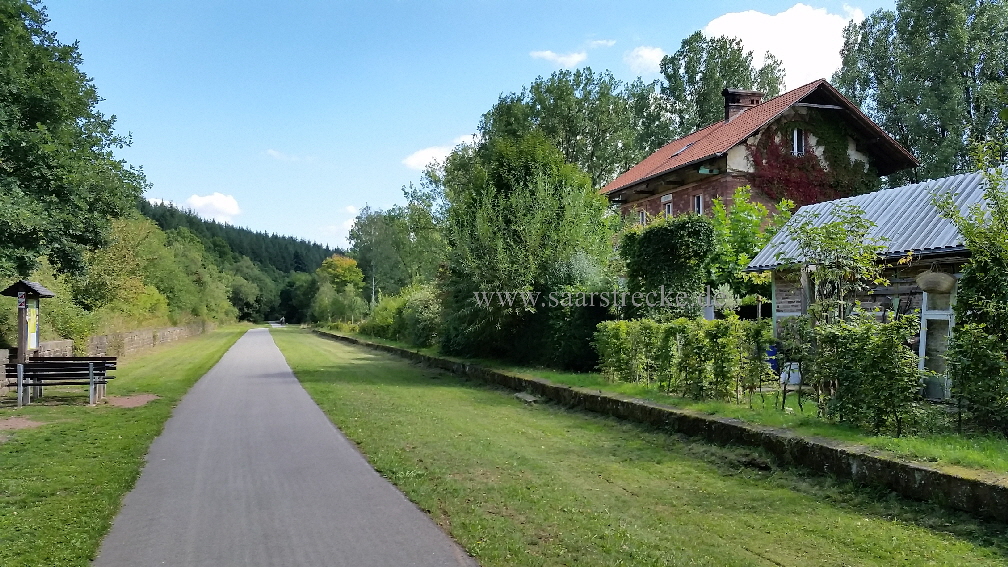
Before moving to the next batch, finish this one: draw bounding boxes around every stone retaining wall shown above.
[1,323,211,396]
[82,322,209,357]
[313,330,1008,523]
[35,340,74,357]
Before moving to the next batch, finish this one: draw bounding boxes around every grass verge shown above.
[334,330,1008,478]
[274,328,1008,566]
[0,325,249,567]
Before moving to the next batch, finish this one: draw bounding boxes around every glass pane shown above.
[923,318,950,398]
[926,293,952,312]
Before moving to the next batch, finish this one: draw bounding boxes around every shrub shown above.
[310,283,368,325]
[594,316,772,402]
[359,293,407,340]
[793,312,923,436]
[596,312,923,435]
[400,284,440,347]
[620,214,715,319]
[945,323,1008,435]
[358,284,442,348]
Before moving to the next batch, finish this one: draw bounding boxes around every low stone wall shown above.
[35,340,74,357]
[1,323,211,396]
[82,322,209,357]
[11,322,209,360]
[314,330,1008,523]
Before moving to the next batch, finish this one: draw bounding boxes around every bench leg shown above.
[16,364,23,409]
[88,363,95,406]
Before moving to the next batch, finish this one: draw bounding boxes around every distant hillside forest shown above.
[138,200,340,274]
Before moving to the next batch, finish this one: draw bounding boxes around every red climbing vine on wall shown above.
[747,112,880,206]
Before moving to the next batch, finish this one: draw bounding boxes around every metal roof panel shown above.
[747,170,995,271]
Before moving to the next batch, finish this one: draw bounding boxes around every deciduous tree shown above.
[0,0,145,278]
[833,0,1008,184]
[660,32,786,137]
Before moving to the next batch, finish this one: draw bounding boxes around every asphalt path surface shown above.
[93,328,476,567]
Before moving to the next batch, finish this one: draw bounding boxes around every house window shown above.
[793,128,806,156]
[664,202,673,216]
[638,210,646,225]
[919,286,956,399]
[693,195,703,215]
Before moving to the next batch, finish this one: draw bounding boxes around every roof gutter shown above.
[604,153,729,197]
[744,246,970,273]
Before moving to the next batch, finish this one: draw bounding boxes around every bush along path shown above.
[92,328,476,567]
[273,328,1008,567]
[312,329,1008,522]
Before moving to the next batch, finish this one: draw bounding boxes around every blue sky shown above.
[43,0,892,248]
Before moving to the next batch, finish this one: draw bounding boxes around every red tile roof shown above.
[601,79,916,195]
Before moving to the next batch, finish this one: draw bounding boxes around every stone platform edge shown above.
[311,329,1008,523]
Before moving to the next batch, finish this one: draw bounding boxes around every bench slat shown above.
[19,379,110,385]
[5,369,111,375]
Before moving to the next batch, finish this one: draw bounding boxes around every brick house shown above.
[601,79,918,220]
[747,170,995,398]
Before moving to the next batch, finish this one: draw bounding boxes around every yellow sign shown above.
[26,299,38,350]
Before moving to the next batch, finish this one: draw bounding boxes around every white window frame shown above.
[638,210,646,225]
[793,128,805,156]
[693,194,703,215]
[918,286,956,399]
[664,202,673,216]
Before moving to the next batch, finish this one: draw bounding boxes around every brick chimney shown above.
[722,88,764,121]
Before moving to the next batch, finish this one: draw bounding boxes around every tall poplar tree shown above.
[660,32,787,137]
[833,0,1008,184]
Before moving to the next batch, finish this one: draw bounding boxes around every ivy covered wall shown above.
[747,108,880,205]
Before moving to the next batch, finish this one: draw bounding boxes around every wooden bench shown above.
[4,357,117,407]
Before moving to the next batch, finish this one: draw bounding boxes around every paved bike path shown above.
[93,328,476,567]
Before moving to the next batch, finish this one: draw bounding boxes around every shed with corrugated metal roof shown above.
[748,170,993,271]
[747,170,999,399]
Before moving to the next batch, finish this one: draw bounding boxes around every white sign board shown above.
[27,299,39,350]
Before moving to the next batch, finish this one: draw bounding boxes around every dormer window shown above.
[793,128,806,157]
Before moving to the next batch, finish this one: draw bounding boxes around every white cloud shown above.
[589,39,616,48]
[530,50,587,68]
[185,192,241,223]
[704,3,865,89]
[321,205,362,247]
[264,148,314,162]
[402,134,474,171]
[624,46,666,75]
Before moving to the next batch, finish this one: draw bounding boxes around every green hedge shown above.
[596,313,930,437]
[945,323,1008,435]
[594,316,773,403]
[777,313,924,436]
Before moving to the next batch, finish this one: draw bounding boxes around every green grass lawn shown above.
[274,328,1008,567]
[0,325,248,567]
[331,330,1008,478]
